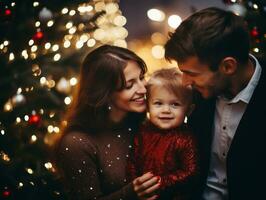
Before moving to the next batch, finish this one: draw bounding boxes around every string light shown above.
[70,77,78,86]
[33,2,39,7]
[53,53,61,61]
[47,20,54,27]
[253,4,258,10]
[52,44,59,51]
[65,22,73,29]
[87,38,96,47]
[44,42,51,49]
[64,97,72,105]
[35,21,41,27]
[147,8,165,22]
[9,53,15,61]
[63,40,71,48]
[3,40,9,46]
[0,151,10,162]
[26,168,34,174]
[69,10,76,16]
[31,135,38,142]
[168,15,182,29]
[1,130,5,135]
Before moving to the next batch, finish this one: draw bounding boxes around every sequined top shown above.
[56,125,138,200]
[127,121,199,200]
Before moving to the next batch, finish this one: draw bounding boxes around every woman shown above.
[56,45,160,200]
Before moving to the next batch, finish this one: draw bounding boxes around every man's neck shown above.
[229,58,255,98]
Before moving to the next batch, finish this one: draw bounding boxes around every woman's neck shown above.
[108,108,127,123]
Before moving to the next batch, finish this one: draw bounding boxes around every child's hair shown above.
[147,67,193,104]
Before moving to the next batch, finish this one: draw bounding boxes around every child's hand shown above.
[133,172,161,200]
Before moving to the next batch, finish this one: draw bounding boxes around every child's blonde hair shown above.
[147,67,193,104]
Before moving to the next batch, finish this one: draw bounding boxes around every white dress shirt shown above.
[203,55,262,200]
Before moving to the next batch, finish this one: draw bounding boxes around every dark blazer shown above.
[189,61,266,200]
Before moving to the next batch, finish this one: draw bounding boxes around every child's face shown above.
[148,86,189,130]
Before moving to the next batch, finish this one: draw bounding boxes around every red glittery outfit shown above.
[127,121,199,200]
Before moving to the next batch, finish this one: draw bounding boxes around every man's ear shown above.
[219,57,238,75]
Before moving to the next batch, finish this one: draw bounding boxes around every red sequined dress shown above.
[127,121,199,200]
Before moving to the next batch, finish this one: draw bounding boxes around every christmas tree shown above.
[223,0,266,61]
[0,0,128,199]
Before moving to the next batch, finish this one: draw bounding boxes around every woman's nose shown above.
[136,80,147,94]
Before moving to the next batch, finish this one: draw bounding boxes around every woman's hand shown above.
[133,172,161,200]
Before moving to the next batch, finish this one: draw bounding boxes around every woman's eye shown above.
[125,84,133,89]
[140,75,145,80]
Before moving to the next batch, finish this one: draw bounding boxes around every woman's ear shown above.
[219,57,238,75]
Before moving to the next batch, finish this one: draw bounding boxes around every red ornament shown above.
[250,27,259,38]
[33,31,45,44]
[5,9,12,16]
[2,190,11,197]
[28,114,41,126]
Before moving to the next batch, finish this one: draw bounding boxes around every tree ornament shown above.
[39,7,53,22]
[5,9,12,16]
[226,3,247,16]
[250,27,259,38]
[56,77,71,94]
[1,8,13,22]
[2,189,11,198]
[11,93,26,107]
[28,114,41,126]
[33,31,45,44]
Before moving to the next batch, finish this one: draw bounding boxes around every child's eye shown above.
[154,101,162,106]
[171,102,180,107]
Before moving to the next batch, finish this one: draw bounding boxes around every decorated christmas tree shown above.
[223,0,266,61]
[0,0,128,199]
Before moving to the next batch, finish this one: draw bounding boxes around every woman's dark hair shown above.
[63,45,147,134]
[165,7,250,71]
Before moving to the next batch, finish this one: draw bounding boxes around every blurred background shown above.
[0,0,265,199]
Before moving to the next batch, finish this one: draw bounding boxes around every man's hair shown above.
[165,7,250,71]
[147,67,193,104]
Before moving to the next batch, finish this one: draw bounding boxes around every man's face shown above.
[178,56,229,99]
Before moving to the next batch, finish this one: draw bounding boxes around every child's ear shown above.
[187,104,195,116]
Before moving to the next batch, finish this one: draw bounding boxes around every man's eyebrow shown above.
[181,70,198,74]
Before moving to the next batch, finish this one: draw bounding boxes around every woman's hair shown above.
[165,7,250,71]
[64,45,147,133]
[147,67,193,104]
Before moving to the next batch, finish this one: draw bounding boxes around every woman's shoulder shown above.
[58,131,98,155]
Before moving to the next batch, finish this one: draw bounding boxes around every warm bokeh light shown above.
[147,8,165,22]
[168,15,182,29]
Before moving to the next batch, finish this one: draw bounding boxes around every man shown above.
[164,7,266,200]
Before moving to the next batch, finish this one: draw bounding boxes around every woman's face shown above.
[110,61,147,121]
